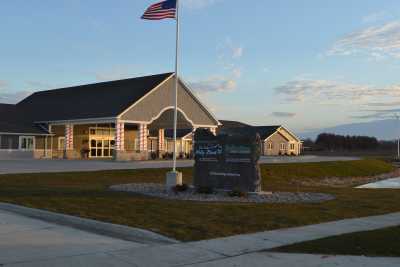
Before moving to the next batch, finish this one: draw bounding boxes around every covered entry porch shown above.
[50,108,216,161]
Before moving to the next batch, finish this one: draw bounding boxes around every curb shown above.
[0,202,179,245]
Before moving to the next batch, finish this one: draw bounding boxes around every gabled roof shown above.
[17,73,173,122]
[0,103,15,113]
[219,125,281,140]
[0,104,49,135]
[219,120,251,129]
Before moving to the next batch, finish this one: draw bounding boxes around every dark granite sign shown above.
[193,128,262,192]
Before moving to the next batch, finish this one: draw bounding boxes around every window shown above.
[267,142,273,150]
[134,138,140,151]
[290,143,295,150]
[58,137,65,150]
[19,136,34,150]
[148,139,157,152]
[280,143,286,150]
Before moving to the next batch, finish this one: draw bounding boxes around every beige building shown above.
[260,126,302,156]
[218,121,302,156]
[0,73,220,161]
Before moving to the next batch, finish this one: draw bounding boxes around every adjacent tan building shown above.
[218,121,302,156]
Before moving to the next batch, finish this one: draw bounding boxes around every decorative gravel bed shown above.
[110,183,335,203]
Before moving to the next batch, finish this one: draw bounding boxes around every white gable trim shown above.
[117,73,175,119]
[278,126,301,142]
[179,77,221,126]
[263,126,301,143]
[264,129,290,142]
[147,106,195,127]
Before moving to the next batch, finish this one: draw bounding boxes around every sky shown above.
[1,0,400,133]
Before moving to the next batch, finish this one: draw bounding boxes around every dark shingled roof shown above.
[0,73,173,134]
[17,72,173,122]
[0,104,49,134]
[219,125,281,140]
[219,120,251,129]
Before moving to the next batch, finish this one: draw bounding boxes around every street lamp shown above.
[395,114,400,160]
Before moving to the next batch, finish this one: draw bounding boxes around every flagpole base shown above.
[166,171,183,190]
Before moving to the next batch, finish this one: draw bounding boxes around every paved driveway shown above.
[0,155,359,175]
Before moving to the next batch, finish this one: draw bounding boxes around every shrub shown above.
[227,189,248,198]
[196,186,214,194]
[150,152,158,160]
[173,184,189,193]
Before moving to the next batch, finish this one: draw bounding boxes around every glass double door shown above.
[90,139,115,158]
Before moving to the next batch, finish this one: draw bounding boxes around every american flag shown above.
[141,0,177,20]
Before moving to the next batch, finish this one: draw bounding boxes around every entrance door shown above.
[90,139,115,158]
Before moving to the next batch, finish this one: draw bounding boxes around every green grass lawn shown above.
[0,159,398,241]
[271,226,400,257]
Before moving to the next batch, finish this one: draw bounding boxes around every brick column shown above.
[158,129,165,151]
[139,124,148,152]
[115,122,125,151]
[64,124,75,159]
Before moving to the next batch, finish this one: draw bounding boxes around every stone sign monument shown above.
[193,128,262,192]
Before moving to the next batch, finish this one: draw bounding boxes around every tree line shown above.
[303,133,397,151]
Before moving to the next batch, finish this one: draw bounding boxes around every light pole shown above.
[395,114,400,160]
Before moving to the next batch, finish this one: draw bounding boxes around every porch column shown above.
[64,124,75,159]
[139,124,148,152]
[115,122,125,151]
[158,129,165,158]
[114,121,127,161]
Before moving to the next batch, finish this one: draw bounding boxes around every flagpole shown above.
[173,0,180,172]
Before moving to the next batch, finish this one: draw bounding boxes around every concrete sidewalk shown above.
[1,207,399,266]
[0,209,146,266]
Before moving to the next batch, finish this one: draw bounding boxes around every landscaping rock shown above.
[109,183,335,204]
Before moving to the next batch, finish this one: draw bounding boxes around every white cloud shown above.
[274,79,400,105]
[218,37,244,61]
[362,11,389,24]
[0,80,8,89]
[182,0,221,9]
[351,108,400,120]
[0,90,31,104]
[94,65,144,82]
[327,21,400,59]
[189,76,237,93]
[232,47,243,59]
[271,112,296,118]
[365,101,400,107]
[25,80,53,90]
[262,67,270,73]
[231,67,242,79]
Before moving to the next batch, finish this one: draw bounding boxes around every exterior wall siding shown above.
[264,132,289,156]
[124,128,139,152]
[263,130,301,156]
[121,77,217,127]
[0,135,19,149]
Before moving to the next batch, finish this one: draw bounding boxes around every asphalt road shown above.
[0,155,360,175]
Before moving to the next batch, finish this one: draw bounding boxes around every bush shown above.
[150,152,158,160]
[227,189,248,198]
[173,184,189,193]
[196,186,214,194]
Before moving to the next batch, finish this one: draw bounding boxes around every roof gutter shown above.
[34,117,118,125]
